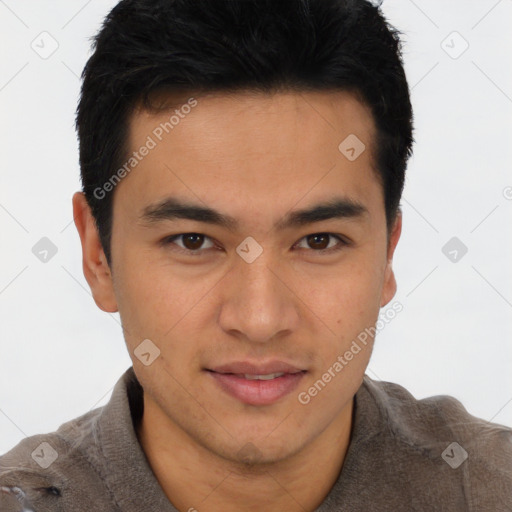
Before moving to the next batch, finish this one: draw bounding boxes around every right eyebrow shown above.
[139,197,238,231]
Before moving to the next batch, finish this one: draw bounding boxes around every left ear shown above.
[380,210,402,307]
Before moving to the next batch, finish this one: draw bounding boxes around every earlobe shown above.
[72,192,118,313]
[380,211,402,307]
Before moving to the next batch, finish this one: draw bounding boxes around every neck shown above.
[137,398,354,512]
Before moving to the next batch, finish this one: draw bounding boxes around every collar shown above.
[95,368,383,511]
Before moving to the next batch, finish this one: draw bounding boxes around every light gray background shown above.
[1,0,511,454]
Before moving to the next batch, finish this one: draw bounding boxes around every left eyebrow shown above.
[138,195,369,231]
[275,197,369,230]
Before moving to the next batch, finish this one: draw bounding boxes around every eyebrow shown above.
[139,196,368,231]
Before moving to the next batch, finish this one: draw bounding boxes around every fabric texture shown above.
[1,368,511,511]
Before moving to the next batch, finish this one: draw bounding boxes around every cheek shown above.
[114,253,219,354]
[112,251,176,344]
[293,257,383,330]
[294,269,380,414]
[293,261,384,379]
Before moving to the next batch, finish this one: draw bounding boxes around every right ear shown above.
[72,192,118,313]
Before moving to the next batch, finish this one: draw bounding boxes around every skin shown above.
[73,90,402,512]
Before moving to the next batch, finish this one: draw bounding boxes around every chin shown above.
[216,434,303,469]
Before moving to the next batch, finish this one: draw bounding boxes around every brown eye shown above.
[306,233,330,250]
[182,233,205,250]
[164,233,215,253]
[295,233,347,253]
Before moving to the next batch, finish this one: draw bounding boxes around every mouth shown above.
[205,361,307,406]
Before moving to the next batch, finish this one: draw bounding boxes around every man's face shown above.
[87,90,400,464]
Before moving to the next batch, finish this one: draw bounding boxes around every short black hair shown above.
[77,0,414,266]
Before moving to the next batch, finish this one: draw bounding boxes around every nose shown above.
[217,254,300,344]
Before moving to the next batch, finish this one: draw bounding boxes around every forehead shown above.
[116,89,382,226]
[132,88,376,156]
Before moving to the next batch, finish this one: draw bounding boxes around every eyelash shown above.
[161,233,350,256]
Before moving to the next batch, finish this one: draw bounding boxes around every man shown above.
[1,0,511,510]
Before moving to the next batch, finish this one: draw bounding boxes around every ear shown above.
[380,210,402,307]
[72,192,118,313]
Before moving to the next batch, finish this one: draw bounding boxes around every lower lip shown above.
[207,371,306,406]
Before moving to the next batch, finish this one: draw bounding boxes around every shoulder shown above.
[360,376,512,508]
[0,406,115,511]
[362,375,512,458]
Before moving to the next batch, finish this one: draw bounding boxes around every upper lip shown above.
[207,361,306,375]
